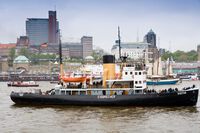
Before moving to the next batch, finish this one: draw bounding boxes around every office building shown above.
[143,29,159,62]
[16,36,29,47]
[62,42,83,59]
[81,36,93,58]
[111,29,160,62]
[48,11,59,44]
[26,11,59,47]
[111,42,149,60]
[61,36,93,59]
[144,29,156,48]
[26,18,49,46]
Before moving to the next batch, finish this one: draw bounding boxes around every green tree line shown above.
[9,48,57,65]
[161,50,198,62]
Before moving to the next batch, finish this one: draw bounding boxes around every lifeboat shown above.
[62,76,87,82]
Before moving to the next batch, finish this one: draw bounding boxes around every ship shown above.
[7,81,39,87]
[146,55,179,85]
[10,27,199,106]
[146,77,179,85]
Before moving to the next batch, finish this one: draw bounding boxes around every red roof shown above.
[0,43,16,48]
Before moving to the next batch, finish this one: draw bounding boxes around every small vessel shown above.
[147,76,179,85]
[147,56,179,85]
[10,27,199,106]
[179,74,199,81]
[8,81,39,87]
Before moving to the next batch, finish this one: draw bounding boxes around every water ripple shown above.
[1,81,200,133]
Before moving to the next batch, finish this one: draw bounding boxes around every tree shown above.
[19,48,29,58]
[91,48,108,63]
[161,50,198,62]
[187,50,197,61]
[30,53,57,65]
[8,48,16,67]
[161,51,172,61]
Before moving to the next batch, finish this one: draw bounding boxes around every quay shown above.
[0,73,59,81]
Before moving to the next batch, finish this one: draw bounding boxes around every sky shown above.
[0,0,200,53]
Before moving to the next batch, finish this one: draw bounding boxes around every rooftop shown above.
[0,43,16,49]
[14,56,29,64]
[112,42,149,50]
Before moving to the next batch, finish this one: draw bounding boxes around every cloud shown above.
[0,0,199,52]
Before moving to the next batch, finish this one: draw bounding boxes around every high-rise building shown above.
[48,11,59,44]
[26,11,59,47]
[144,29,156,48]
[143,29,159,62]
[16,36,29,47]
[62,42,83,58]
[198,45,200,61]
[26,18,49,46]
[81,36,93,58]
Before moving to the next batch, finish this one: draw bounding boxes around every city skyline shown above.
[0,0,200,52]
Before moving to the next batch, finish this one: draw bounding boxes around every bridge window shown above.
[135,72,138,75]
[61,90,65,95]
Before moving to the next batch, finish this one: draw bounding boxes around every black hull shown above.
[10,89,199,106]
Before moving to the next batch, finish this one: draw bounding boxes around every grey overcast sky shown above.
[0,0,200,52]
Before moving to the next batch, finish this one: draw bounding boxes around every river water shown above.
[0,81,200,133]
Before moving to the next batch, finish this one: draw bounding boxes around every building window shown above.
[125,72,128,75]
[139,72,141,75]
[139,81,142,84]
[135,81,138,84]
[130,72,133,75]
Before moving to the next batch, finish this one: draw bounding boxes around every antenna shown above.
[169,41,171,52]
[118,26,121,60]
[157,37,160,49]
[136,28,139,42]
[54,5,57,11]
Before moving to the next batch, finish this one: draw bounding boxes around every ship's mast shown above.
[59,30,63,80]
[118,27,127,79]
[118,26,127,63]
[118,26,121,60]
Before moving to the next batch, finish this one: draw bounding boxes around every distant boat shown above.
[147,56,179,85]
[179,74,199,81]
[7,81,39,87]
[147,76,179,85]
